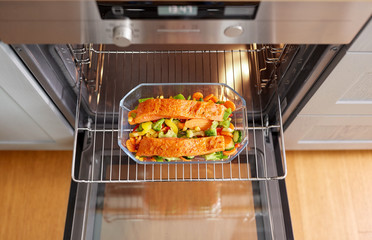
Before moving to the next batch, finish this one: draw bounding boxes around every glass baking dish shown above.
[118,83,248,164]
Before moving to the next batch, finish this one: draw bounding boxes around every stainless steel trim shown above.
[1,1,371,44]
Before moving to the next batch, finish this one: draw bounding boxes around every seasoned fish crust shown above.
[130,99,226,124]
[136,136,225,157]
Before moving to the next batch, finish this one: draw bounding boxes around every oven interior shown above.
[66,43,292,183]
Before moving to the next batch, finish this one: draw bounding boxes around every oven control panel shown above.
[97,2,259,20]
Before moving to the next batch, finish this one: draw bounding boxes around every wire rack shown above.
[70,44,287,183]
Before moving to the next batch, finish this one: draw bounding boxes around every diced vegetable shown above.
[164,157,181,161]
[187,95,191,100]
[205,120,218,136]
[184,156,195,159]
[224,100,236,112]
[224,136,235,151]
[165,119,178,134]
[173,93,186,100]
[197,97,204,101]
[204,151,224,161]
[223,108,232,120]
[185,118,212,131]
[152,119,165,131]
[131,121,152,137]
[137,124,143,131]
[205,128,217,136]
[222,127,234,133]
[138,97,154,103]
[219,120,231,128]
[154,156,164,162]
[186,130,205,138]
[178,122,185,130]
[158,129,177,138]
[211,120,219,129]
[233,130,242,143]
[131,112,137,118]
[229,123,235,130]
[192,92,203,100]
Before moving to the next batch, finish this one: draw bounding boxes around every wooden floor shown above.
[0,150,371,239]
[286,150,372,240]
[0,151,72,240]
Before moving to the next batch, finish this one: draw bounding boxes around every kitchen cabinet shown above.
[0,43,74,150]
[285,19,372,150]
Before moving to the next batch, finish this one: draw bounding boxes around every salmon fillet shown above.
[136,136,225,157]
[129,99,226,125]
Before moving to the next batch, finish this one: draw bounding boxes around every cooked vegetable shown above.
[165,119,178,134]
[224,136,234,151]
[192,92,203,100]
[186,130,205,138]
[210,120,218,129]
[187,95,192,100]
[233,130,242,143]
[204,151,225,161]
[222,127,234,133]
[173,93,186,100]
[126,139,137,152]
[224,100,236,112]
[205,128,217,137]
[184,156,195,159]
[204,94,215,102]
[152,118,165,131]
[229,123,235,130]
[223,147,237,156]
[138,97,154,103]
[158,129,177,138]
[164,157,181,161]
[219,120,231,128]
[154,156,164,162]
[220,131,233,137]
[211,96,218,103]
[223,108,232,121]
[184,118,212,131]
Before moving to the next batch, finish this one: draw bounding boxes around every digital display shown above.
[158,6,198,16]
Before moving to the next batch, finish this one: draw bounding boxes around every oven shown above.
[1,1,371,239]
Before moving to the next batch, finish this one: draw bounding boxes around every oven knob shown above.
[224,25,244,37]
[113,26,132,47]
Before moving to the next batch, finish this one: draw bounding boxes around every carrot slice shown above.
[192,92,203,100]
[223,136,233,149]
[135,136,142,145]
[223,147,237,156]
[229,123,235,130]
[211,96,218,103]
[179,156,190,161]
[185,118,212,131]
[130,137,136,145]
[224,101,236,112]
[220,131,233,137]
[204,94,214,102]
[178,122,185,130]
[126,139,137,152]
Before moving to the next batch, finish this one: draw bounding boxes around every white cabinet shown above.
[285,19,372,150]
[0,43,73,150]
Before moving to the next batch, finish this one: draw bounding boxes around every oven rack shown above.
[70,45,287,182]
